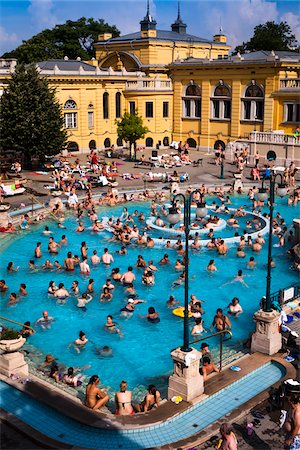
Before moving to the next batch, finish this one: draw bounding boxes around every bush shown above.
[0,328,20,340]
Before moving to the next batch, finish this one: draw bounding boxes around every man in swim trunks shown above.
[48,237,61,254]
[54,283,69,302]
[201,356,220,381]
[64,252,75,271]
[210,308,231,332]
[101,247,114,265]
[35,310,54,329]
[90,250,100,265]
[121,266,136,286]
[80,257,90,274]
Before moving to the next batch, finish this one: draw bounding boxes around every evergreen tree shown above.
[0,65,67,167]
[116,111,149,161]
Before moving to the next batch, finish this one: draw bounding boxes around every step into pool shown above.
[0,361,285,449]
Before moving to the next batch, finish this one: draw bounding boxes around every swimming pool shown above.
[0,194,298,396]
[0,361,286,449]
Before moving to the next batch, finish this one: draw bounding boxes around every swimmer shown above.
[140,306,160,323]
[28,260,37,271]
[159,254,169,265]
[60,235,68,246]
[207,259,217,272]
[117,245,127,255]
[227,297,243,316]
[34,242,42,258]
[54,283,69,302]
[191,318,205,335]
[121,267,136,285]
[68,330,88,354]
[236,247,246,258]
[71,280,80,296]
[19,283,27,296]
[42,259,53,270]
[75,222,85,232]
[86,279,94,293]
[100,287,113,302]
[77,293,92,310]
[222,269,249,288]
[54,260,62,270]
[35,310,54,329]
[80,257,90,274]
[120,298,135,316]
[210,308,231,332]
[48,281,58,294]
[7,292,18,305]
[104,315,123,337]
[94,345,113,357]
[43,226,52,235]
[102,279,115,291]
[48,237,61,254]
[247,256,257,269]
[7,261,19,272]
[175,259,184,270]
[0,280,8,292]
[172,271,185,287]
[136,255,147,268]
[101,248,114,265]
[166,295,179,308]
[20,321,35,337]
[111,268,122,282]
[90,250,100,265]
[64,252,75,271]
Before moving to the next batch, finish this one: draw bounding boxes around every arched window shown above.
[242,83,264,121]
[64,100,78,128]
[64,100,77,109]
[104,137,111,148]
[103,92,109,119]
[187,138,197,148]
[146,137,153,147]
[117,137,123,147]
[182,83,201,118]
[89,140,96,150]
[211,82,231,119]
[67,141,79,152]
[163,136,169,146]
[115,92,121,118]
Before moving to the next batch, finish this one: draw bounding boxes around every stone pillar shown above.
[0,352,29,377]
[251,309,282,355]
[168,347,204,402]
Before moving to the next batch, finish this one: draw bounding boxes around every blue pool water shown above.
[0,195,298,393]
[0,361,285,449]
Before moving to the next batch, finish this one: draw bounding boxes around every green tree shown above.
[233,21,296,54]
[0,65,67,168]
[2,17,120,64]
[116,111,149,161]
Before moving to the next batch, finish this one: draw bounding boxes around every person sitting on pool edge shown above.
[115,380,134,415]
[134,385,161,412]
[85,375,109,410]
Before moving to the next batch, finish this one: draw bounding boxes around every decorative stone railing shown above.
[125,78,173,91]
[249,131,300,145]
[279,78,300,90]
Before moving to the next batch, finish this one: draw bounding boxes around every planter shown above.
[0,337,26,353]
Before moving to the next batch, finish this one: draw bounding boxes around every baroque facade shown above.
[0,3,299,153]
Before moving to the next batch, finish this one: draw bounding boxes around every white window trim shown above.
[88,111,94,129]
[241,98,264,121]
[210,98,231,120]
[283,102,300,123]
[182,97,201,119]
[64,112,77,129]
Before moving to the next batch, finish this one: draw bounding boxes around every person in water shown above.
[140,306,160,323]
[134,385,161,412]
[68,330,88,353]
[115,380,134,415]
[77,293,93,311]
[85,375,109,410]
[210,308,231,332]
[227,297,243,317]
[104,315,123,337]
[35,310,54,330]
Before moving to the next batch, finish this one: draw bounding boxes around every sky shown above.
[0,0,299,55]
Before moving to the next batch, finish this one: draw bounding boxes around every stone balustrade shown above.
[279,78,300,90]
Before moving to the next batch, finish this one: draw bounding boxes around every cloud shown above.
[0,26,19,55]
[281,12,300,42]
[28,0,58,29]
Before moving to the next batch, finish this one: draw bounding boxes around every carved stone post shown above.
[251,309,282,355]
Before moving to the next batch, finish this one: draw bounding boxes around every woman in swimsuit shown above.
[115,380,134,415]
[104,315,123,336]
[135,385,161,412]
[85,375,109,410]
[100,287,113,302]
[48,281,58,295]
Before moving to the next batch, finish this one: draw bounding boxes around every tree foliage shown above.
[116,111,149,160]
[233,21,297,54]
[0,65,67,167]
[2,17,120,64]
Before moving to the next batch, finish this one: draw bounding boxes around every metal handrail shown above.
[0,315,34,332]
[189,329,233,371]
[270,282,300,306]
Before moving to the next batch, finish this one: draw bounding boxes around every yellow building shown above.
[0,2,299,154]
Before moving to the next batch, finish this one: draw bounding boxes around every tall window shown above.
[182,84,201,118]
[211,83,231,119]
[103,92,109,119]
[283,102,300,123]
[145,102,153,118]
[64,99,77,128]
[129,101,135,115]
[242,83,264,121]
[115,92,121,118]
[88,111,94,128]
[163,101,169,118]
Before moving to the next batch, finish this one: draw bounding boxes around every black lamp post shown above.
[167,192,207,352]
[257,172,287,311]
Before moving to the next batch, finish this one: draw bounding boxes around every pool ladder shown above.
[190,329,233,371]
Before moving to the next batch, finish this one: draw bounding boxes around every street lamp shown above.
[167,191,207,352]
[257,172,287,311]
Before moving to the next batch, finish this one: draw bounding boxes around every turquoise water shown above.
[0,361,285,449]
[0,195,298,393]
